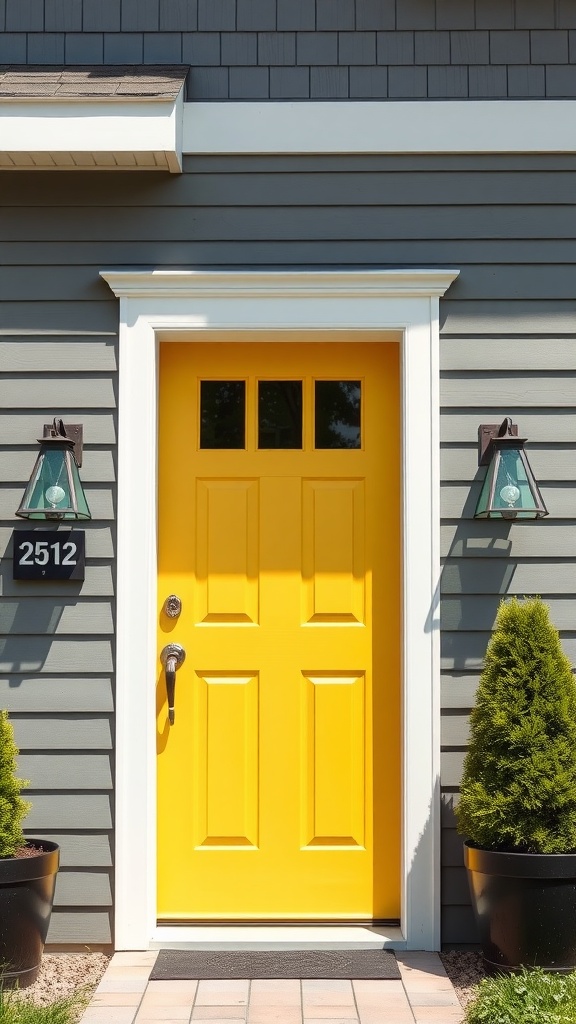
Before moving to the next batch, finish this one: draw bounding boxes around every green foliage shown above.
[465,966,576,1024]
[0,711,30,858]
[0,980,89,1024]
[456,597,576,853]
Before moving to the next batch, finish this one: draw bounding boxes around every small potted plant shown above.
[456,597,576,974]
[0,709,60,987]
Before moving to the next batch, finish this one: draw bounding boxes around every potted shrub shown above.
[456,597,576,974]
[0,709,60,987]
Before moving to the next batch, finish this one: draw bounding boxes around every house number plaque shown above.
[13,530,86,581]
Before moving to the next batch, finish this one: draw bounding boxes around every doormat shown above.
[150,949,400,980]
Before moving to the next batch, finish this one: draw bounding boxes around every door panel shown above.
[301,673,366,847]
[196,479,259,623]
[157,341,400,920]
[194,671,259,848]
[303,479,365,623]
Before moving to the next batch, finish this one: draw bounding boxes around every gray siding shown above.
[441,327,576,940]
[3,0,576,98]
[0,305,116,944]
[2,152,575,946]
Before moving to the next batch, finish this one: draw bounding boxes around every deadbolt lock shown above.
[163,594,182,618]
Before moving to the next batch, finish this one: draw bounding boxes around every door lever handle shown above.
[160,643,186,725]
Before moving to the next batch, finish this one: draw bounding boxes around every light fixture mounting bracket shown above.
[478,421,518,466]
[43,422,84,466]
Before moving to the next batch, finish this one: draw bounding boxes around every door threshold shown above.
[150,925,406,951]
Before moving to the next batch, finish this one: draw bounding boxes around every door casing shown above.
[101,268,459,951]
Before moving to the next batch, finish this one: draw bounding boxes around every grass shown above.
[465,966,576,1024]
[0,983,89,1024]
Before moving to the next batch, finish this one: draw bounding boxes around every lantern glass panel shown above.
[17,444,91,520]
[474,443,547,520]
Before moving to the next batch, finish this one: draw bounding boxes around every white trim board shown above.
[100,268,458,952]
[183,100,576,155]
[4,98,575,170]
[150,926,405,951]
[0,93,184,172]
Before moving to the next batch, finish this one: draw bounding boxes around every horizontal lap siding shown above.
[2,153,573,947]
[0,210,117,942]
[440,325,576,933]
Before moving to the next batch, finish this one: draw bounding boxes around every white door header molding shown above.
[183,100,576,155]
[101,268,460,301]
[103,267,458,953]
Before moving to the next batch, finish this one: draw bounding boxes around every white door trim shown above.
[100,268,458,952]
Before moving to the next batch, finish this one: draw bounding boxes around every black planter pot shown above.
[0,840,60,988]
[464,841,576,974]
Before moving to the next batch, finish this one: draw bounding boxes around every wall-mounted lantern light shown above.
[474,417,548,520]
[16,418,91,521]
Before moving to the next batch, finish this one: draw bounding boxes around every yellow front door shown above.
[157,340,400,921]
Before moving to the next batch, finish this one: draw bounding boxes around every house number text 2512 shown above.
[13,530,86,581]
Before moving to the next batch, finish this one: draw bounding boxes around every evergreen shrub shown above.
[0,710,30,858]
[456,597,576,854]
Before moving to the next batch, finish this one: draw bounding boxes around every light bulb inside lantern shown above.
[500,483,520,507]
[45,485,66,506]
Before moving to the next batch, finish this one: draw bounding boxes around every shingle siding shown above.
[3,0,576,97]
[27,31,65,60]
[83,0,120,32]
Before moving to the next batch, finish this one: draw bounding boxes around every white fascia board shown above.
[0,90,184,171]
[183,100,576,155]
[5,96,573,167]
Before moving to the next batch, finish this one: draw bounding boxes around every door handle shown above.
[160,643,186,725]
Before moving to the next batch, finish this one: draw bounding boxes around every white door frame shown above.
[101,268,458,951]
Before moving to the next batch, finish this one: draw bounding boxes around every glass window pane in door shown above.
[315,381,361,449]
[200,381,245,449]
[258,381,303,449]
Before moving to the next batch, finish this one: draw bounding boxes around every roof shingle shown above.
[0,65,188,99]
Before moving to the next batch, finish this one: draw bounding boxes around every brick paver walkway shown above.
[82,951,463,1024]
